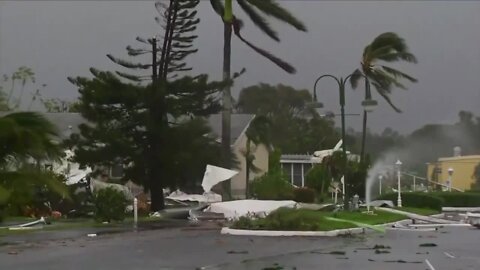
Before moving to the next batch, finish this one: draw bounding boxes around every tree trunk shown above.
[245,139,251,198]
[360,110,367,162]
[360,78,369,163]
[221,17,233,199]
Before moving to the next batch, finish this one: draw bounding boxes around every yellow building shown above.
[427,155,480,191]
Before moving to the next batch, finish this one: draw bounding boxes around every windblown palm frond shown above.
[380,65,418,83]
[237,0,278,41]
[245,0,307,32]
[233,19,296,74]
[0,112,62,163]
[353,32,418,112]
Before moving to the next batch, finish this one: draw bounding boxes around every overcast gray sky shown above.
[1,1,479,134]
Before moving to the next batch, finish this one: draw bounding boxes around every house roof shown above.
[205,114,255,145]
[1,112,255,143]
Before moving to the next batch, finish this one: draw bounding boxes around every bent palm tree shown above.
[210,0,306,197]
[0,112,65,214]
[350,32,418,160]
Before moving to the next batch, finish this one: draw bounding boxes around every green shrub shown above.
[377,192,444,211]
[293,187,316,203]
[92,187,129,222]
[251,170,294,200]
[0,187,9,222]
[428,192,480,207]
[231,208,356,231]
[305,165,330,196]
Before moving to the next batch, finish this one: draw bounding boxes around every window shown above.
[282,163,292,183]
[293,163,303,187]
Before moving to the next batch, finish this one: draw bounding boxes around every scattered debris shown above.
[7,250,18,255]
[311,250,346,255]
[444,252,455,258]
[384,259,422,264]
[373,244,391,249]
[425,259,436,270]
[416,251,429,255]
[87,233,97,237]
[419,243,437,247]
[262,263,284,270]
[368,258,375,262]
[227,250,248,254]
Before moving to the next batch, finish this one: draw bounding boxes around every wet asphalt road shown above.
[0,226,479,270]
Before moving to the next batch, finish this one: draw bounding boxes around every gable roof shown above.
[205,114,255,145]
[1,112,254,144]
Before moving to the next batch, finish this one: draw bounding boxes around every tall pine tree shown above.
[68,0,230,211]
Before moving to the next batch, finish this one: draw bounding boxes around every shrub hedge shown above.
[377,192,444,211]
[251,170,294,200]
[293,187,316,203]
[428,192,480,207]
[93,187,129,222]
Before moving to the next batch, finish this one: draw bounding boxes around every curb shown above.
[220,227,365,237]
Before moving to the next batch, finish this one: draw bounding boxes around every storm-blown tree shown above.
[209,0,307,192]
[68,0,228,211]
[237,83,340,154]
[0,112,66,217]
[350,32,417,161]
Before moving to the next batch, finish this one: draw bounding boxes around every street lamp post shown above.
[396,160,402,207]
[447,167,454,192]
[312,73,377,210]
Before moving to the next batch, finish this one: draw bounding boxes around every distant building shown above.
[427,154,480,191]
[280,142,359,187]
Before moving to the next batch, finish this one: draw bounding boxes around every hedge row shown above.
[428,192,480,207]
[378,193,444,210]
[378,192,480,209]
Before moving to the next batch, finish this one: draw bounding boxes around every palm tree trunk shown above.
[360,110,367,162]
[245,138,251,198]
[16,82,26,109]
[360,78,370,163]
[6,79,15,107]
[221,0,233,200]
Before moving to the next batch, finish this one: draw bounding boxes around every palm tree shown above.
[0,112,65,216]
[6,66,35,109]
[350,32,418,161]
[242,115,270,197]
[210,0,306,197]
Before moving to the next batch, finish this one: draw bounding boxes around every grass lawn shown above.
[232,208,409,231]
[396,207,440,216]
[330,210,407,225]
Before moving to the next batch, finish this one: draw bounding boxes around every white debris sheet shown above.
[204,199,297,219]
[166,190,222,203]
[201,165,238,192]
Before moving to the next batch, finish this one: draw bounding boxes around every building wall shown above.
[230,133,269,199]
[427,156,480,191]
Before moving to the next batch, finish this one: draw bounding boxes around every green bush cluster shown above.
[250,170,294,200]
[428,192,480,207]
[232,208,355,231]
[378,191,480,209]
[377,192,444,210]
[92,187,129,222]
[293,187,316,203]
